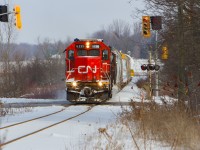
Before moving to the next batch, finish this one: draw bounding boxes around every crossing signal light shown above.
[150,16,162,30]
[141,64,160,71]
[0,5,8,22]
[142,16,151,38]
[141,64,147,71]
[147,64,155,70]
[13,5,22,29]
[154,65,160,71]
[162,46,168,60]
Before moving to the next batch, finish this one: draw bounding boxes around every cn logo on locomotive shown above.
[78,65,97,74]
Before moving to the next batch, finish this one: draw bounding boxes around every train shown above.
[64,38,133,103]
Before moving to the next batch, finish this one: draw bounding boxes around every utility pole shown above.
[155,31,159,97]
[150,16,162,98]
[148,48,152,99]
[178,0,185,103]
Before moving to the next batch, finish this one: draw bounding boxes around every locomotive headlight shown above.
[72,81,77,87]
[86,42,90,48]
[98,81,103,87]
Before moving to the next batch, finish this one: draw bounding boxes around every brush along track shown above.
[0,105,95,147]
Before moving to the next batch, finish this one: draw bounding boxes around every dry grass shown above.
[135,78,147,89]
[121,102,200,149]
[0,105,33,117]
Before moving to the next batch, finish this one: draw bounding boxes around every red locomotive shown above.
[64,38,133,103]
[65,38,112,103]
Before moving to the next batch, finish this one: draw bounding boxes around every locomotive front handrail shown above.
[100,68,111,81]
[102,62,110,73]
[66,68,75,80]
[66,58,72,72]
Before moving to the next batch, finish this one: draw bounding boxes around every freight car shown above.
[64,38,133,103]
[121,53,132,87]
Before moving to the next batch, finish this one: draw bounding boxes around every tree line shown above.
[0,38,68,98]
[135,0,200,112]
[0,18,149,98]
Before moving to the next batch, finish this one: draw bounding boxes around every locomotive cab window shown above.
[77,49,100,56]
[77,50,87,56]
[68,50,74,60]
[102,50,108,60]
[89,50,100,56]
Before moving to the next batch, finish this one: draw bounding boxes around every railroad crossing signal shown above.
[142,16,151,38]
[162,46,168,60]
[0,5,8,22]
[13,5,22,29]
[141,64,147,70]
[141,64,160,71]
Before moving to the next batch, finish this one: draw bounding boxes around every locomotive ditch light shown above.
[72,81,77,87]
[98,81,103,87]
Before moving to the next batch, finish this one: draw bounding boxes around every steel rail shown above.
[0,105,95,147]
[0,106,70,130]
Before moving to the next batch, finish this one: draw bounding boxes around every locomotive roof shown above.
[74,38,103,42]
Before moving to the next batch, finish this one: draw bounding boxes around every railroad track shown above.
[0,105,95,147]
[0,101,131,131]
[2,101,132,109]
[0,106,70,130]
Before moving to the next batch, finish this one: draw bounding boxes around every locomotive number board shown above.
[92,44,100,48]
[76,44,85,49]
[76,44,100,49]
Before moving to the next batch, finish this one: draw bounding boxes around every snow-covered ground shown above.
[0,55,179,150]
[0,76,175,150]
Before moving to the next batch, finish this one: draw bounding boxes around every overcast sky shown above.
[8,0,143,44]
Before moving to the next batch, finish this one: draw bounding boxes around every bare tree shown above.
[0,9,17,97]
[91,19,149,58]
[134,0,200,111]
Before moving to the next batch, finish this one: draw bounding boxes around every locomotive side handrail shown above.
[101,63,111,81]
[100,68,111,81]
[102,62,110,73]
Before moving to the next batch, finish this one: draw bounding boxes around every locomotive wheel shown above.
[66,91,79,102]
